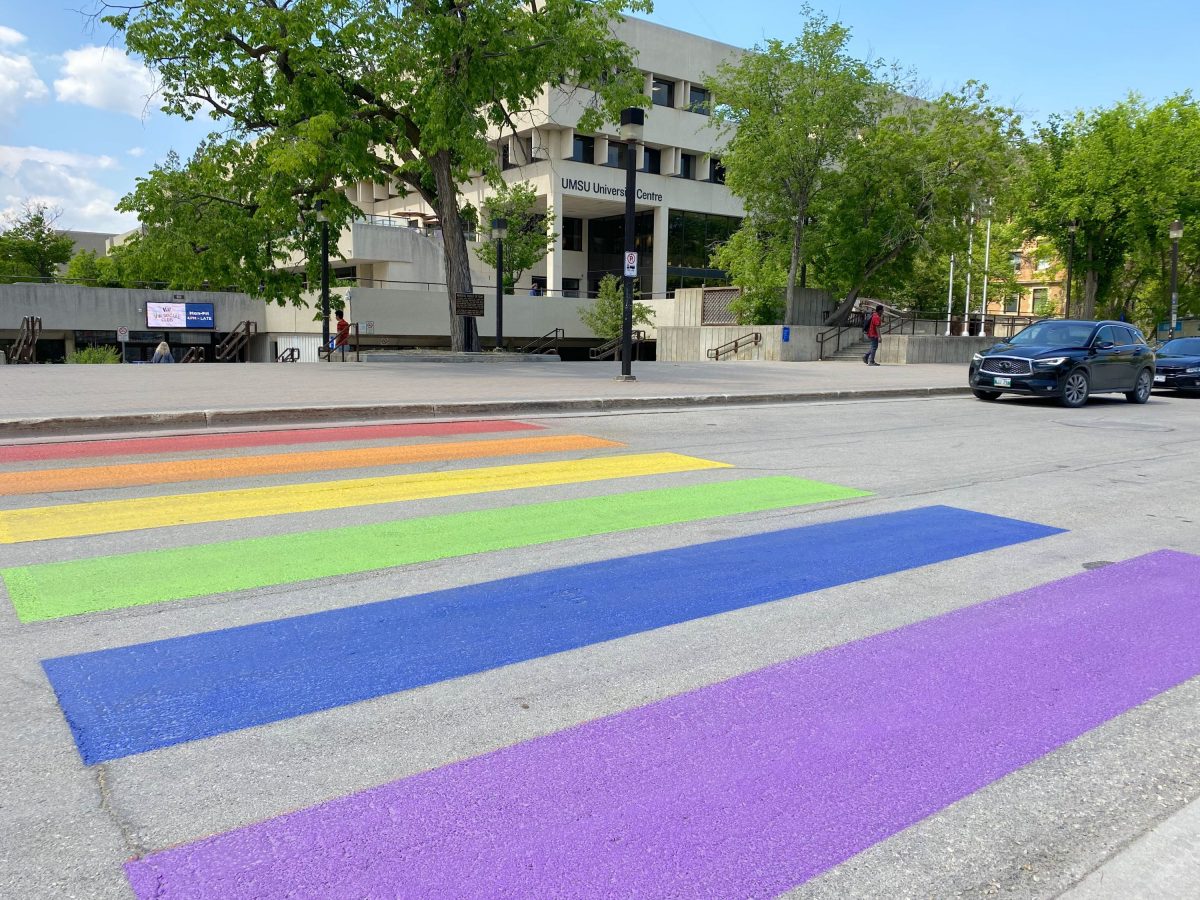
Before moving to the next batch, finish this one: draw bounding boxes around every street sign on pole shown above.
[116,326,129,343]
[624,251,638,278]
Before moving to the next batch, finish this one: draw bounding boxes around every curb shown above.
[0,385,970,437]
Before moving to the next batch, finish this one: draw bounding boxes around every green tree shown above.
[65,249,123,287]
[709,7,898,325]
[711,225,787,324]
[474,182,556,293]
[103,0,647,351]
[814,83,1022,323]
[579,274,654,339]
[0,203,75,282]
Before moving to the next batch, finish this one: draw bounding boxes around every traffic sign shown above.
[624,251,638,277]
[116,326,129,343]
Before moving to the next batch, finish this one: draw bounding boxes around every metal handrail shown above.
[216,320,257,361]
[180,347,205,363]
[708,332,761,360]
[589,330,646,360]
[11,315,42,363]
[518,328,565,355]
[277,347,300,362]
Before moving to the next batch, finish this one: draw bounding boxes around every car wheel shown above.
[972,389,1001,401]
[1125,369,1152,404]
[1060,369,1090,408]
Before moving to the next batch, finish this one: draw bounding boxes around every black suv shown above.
[969,320,1155,408]
[1153,337,1200,393]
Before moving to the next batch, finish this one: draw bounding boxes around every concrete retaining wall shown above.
[0,284,262,333]
[658,325,824,362]
[877,335,997,365]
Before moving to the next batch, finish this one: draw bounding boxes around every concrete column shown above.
[546,187,565,295]
[652,204,670,298]
[559,127,575,160]
[595,136,610,167]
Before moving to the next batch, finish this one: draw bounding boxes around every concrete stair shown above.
[825,339,873,361]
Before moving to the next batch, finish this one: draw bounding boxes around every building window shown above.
[1036,256,1052,271]
[641,147,661,175]
[651,79,675,108]
[501,144,514,170]
[709,157,726,184]
[1009,251,1023,270]
[562,278,581,298]
[688,86,711,114]
[1003,296,1018,314]
[1031,287,1050,314]
[606,141,630,169]
[678,153,696,180]
[571,135,594,164]
[667,210,742,269]
[563,217,583,252]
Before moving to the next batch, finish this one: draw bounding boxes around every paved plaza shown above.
[1,381,1199,898]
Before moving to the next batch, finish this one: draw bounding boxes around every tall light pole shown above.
[1170,219,1183,336]
[315,199,331,354]
[944,251,956,336]
[978,201,992,337]
[1064,219,1078,318]
[492,216,507,351]
[961,204,975,336]
[617,107,644,381]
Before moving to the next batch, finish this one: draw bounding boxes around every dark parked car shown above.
[969,320,1155,408]
[1153,338,1200,393]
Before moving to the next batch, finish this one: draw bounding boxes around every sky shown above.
[1,0,1197,234]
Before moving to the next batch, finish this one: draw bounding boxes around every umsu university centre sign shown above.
[560,178,664,203]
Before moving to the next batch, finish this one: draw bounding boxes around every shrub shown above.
[66,345,122,364]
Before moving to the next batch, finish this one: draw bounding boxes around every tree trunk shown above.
[785,217,802,325]
[826,285,863,326]
[430,150,478,352]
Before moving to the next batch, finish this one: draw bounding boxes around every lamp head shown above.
[314,199,328,223]
[1067,219,1078,234]
[619,107,645,142]
[492,216,508,239]
[1170,219,1184,241]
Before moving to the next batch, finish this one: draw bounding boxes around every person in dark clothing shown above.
[863,304,883,366]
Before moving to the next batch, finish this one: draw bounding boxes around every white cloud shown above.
[0,144,136,232]
[54,45,156,119]
[0,26,28,46]
[127,146,145,158]
[0,46,49,117]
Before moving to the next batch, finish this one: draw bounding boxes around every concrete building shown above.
[338,17,745,300]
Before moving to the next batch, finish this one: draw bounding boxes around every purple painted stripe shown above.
[126,550,1200,900]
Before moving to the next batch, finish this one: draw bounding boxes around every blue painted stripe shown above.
[43,506,1062,764]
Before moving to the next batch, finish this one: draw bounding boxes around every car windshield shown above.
[1158,338,1200,355]
[1007,321,1095,347]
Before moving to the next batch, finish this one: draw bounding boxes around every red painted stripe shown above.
[0,421,543,463]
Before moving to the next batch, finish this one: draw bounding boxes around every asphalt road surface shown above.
[2,390,1198,899]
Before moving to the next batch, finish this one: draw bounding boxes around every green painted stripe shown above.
[4,477,868,622]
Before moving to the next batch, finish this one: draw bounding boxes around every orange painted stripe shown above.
[0,435,623,495]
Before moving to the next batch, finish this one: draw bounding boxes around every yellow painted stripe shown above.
[0,434,622,496]
[0,453,729,544]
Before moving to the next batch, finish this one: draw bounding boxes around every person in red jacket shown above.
[863,304,883,366]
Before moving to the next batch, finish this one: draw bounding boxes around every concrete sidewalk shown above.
[0,360,970,436]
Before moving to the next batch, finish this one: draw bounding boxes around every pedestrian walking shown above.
[150,341,175,363]
[863,304,883,366]
[334,309,351,360]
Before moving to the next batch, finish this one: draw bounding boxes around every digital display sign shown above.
[146,302,216,329]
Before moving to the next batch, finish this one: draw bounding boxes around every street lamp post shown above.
[617,107,644,381]
[315,199,331,355]
[961,204,975,336]
[1170,219,1183,336]
[492,217,508,350]
[1064,220,1078,319]
[978,201,993,337]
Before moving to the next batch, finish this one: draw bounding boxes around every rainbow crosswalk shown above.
[2,416,1197,898]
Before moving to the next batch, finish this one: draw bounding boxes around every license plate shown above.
[1154,375,1166,383]
[993,376,1012,387]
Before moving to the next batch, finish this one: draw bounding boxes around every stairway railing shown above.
[518,328,564,355]
[216,321,257,361]
[10,315,42,364]
[707,332,761,360]
[589,330,646,360]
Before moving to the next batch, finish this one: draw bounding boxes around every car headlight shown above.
[972,353,983,362]
[1034,357,1068,367]
[1187,367,1200,374]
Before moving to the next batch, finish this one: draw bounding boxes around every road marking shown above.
[0,452,726,544]
[41,506,1061,764]
[0,420,542,463]
[4,477,869,622]
[121,550,1200,899]
[0,434,622,496]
